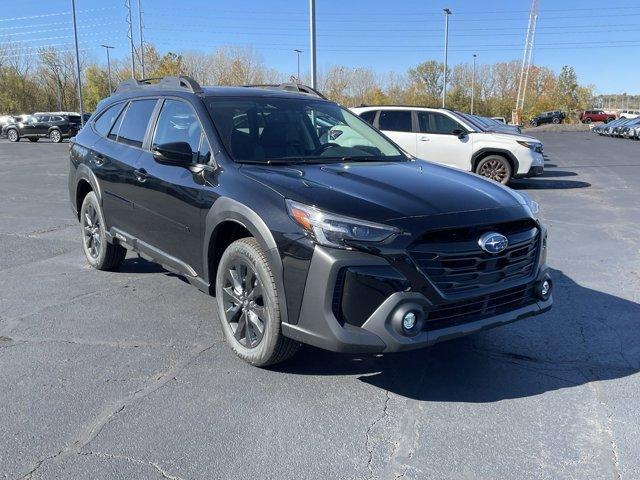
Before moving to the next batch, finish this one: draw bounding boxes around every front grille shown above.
[424,283,536,331]
[409,221,539,294]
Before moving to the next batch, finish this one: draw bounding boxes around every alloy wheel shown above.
[479,159,509,183]
[8,130,17,142]
[82,203,102,259]
[50,130,61,143]
[221,261,266,349]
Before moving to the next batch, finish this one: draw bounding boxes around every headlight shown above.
[286,199,400,249]
[516,140,543,153]
[515,191,540,218]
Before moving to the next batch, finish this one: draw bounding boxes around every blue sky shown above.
[3,0,639,94]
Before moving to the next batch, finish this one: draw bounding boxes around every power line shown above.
[0,7,118,23]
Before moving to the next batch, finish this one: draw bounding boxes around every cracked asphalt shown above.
[1,132,639,479]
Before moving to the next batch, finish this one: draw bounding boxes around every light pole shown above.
[71,0,84,125]
[442,8,452,108]
[471,54,477,114]
[309,0,317,89]
[294,49,302,82]
[101,45,114,93]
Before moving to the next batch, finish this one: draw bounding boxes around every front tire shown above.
[552,117,560,124]
[49,129,62,143]
[7,129,19,142]
[530,120,538,127]
[80,191,126,270]
[215,237,299,366]
[476,155,512,185]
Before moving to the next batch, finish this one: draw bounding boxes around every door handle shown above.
[419,136,430,142]
[134,168,148,183]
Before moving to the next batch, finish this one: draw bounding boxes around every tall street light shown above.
[309,0,317,89]
[71,0,85,125]
[442,8,452,108]
[294,49,302,82]
[471,54,477,114]
[101,45,115,94]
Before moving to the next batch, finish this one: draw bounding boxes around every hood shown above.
[483,131,541,143]
[241,160,528,223]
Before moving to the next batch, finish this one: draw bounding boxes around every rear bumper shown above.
[282,245,553,354]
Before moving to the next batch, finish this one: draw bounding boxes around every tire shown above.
[530,120,538,127]
[28,137,39,142]
[49,129,62,143]
[7,129,19,142]
[80,191,126,270]
[215,237,299,366]
[584,118,592,124]
[552,117,560,124]
[475,155,512,185]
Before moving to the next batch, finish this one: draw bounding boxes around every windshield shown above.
[455,112,486,131]
[206,96,405,163]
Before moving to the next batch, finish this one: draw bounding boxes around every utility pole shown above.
[71,0,84,125]
[101,45,114,93]
[515,0,538,124]
[309,0,317,89]
[294,49,302,82]
[137,0,145,78]
[126,0,136,78]
[52,63,63,111]
[471,54,477,114]
[442,8,451,108]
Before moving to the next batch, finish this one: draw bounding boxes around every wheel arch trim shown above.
[74,164,103,214]
[203,197,289,325]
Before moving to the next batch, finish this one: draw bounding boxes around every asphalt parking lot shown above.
[1,132,639,479]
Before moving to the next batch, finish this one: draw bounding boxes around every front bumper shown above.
[282,243,553,354]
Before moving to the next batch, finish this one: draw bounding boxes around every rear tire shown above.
[7,129,19,142]
[584,118,592,124]
[80,191,126,270]
[49,129,62,143]
[552,117,560,124]
[215,237,299,366]
[530,120,538,127]
[28,137,39,142]
[476,155,513,185]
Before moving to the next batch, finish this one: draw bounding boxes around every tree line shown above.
[1,41,595,122]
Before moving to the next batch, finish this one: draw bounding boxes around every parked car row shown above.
[351,105,543,184]
[593,116,640,139]
[0,112,85,143]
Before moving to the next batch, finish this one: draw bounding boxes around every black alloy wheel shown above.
[221,260,266,349]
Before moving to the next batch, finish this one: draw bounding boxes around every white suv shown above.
[619,110,640,119]
[350,106,544,184]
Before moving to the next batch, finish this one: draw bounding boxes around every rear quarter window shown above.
[94,103,125,138]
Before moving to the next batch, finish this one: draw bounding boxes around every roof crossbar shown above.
[243,82,327,99]
[115,75,203,94]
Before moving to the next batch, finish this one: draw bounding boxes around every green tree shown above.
[83,65,109,112]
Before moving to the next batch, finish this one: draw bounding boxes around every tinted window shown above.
[94,103,125,137]
[378,110,412,132]
[36,116,49,122]
[359,110,377,125]
[116,99,157,148]
[68,115,81,123]
[418,112,461,134]
[152,99,202,158]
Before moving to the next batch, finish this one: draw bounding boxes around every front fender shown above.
[203,197,289,325]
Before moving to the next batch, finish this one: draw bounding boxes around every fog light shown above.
[402,312,417,331]
[537,277,552,300]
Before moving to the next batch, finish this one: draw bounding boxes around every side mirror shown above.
[452,129,467,139]
[152,142,193,166]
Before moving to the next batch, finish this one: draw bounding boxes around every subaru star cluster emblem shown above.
[478,232,508,254]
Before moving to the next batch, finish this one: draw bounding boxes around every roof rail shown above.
[243,82,327,99]
[115,75,203,94]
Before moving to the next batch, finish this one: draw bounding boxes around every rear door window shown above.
[114,99,157,148]
[378,110,412,132]
[94,103,125,137]
[359,110,377,125]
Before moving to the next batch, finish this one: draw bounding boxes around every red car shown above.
[580,110,616,124]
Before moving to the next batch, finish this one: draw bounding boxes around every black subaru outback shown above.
[5,113,81,143]
[69,76,552,366]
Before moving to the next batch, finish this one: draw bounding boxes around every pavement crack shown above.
[79,451,185,479]
[588,369,622,480]
[365,389,391,480]
[15,343,216,478]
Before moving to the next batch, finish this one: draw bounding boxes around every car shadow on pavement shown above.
[275,269,640,403]
[510,178,591,190]
[118,256,166,274]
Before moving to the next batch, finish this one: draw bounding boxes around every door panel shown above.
[415,111,473,171]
